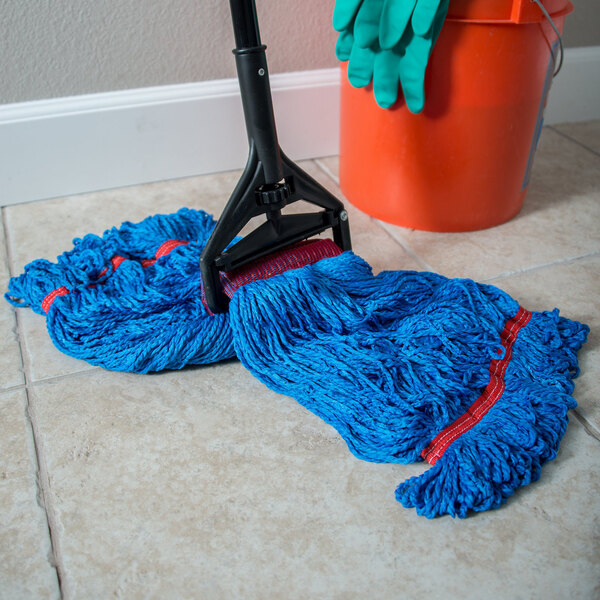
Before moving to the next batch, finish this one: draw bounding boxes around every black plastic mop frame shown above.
[199,0,352,314]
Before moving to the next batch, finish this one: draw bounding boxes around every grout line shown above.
[376,222,430,269]
[1,207,10,269]
[14,307,70,599]
[548,125,600,158]
[24,387,69,599]
[1,207,28,393]
[572,409,600,442]
[1,206,18,278]
[4,205,69,599]
[313,158,340,186]
[375,221,434,271]
[0,383,27,397]
[481,251,600,283]
[30,366,100,388]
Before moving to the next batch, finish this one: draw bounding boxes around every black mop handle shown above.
[230,0,261,48]
[229,0,284,185]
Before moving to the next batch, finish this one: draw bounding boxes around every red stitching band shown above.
[141,240,188,268]
[41,239,189,313]
[41,287,69,314]
[421,307,532,465]
[95,255,127,281]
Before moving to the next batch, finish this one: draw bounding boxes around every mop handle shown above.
[230,0,261,49]
[229,0,284,184]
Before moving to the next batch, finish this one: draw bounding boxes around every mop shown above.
[7,206,588,518]
[6,0,589,517]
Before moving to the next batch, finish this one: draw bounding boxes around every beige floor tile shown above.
[0,389,60,599]
[0,307,23,389]
[490,255,600,433]
[553,120,600,155]
[0,218,25,389]
[4,172,243,270]
[15,310,96,382]
[320,129,600,280]
[31,365,599,599]
[315,156,340,181]
[0,478,61,600]
[1,389,36,481]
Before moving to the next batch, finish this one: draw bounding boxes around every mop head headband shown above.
[6,208,589,518]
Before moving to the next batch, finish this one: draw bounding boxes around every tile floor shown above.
[1,122,599,599]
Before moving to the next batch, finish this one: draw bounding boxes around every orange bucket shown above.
[339,0,573,232]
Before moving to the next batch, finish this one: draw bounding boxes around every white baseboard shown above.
[544,46,600,125]
[1,46,598,207]
[0,69,342,206]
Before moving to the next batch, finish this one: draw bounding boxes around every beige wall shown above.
[1,0,598,104]
[562,0,600,47]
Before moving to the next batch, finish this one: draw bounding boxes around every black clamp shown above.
[199,0,351,314]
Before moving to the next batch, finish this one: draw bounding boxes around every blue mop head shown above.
[6,209,589,517]
[226,248,589,518]
[5,208,235,372]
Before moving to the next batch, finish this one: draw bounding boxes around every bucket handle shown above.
[531,0,565,76]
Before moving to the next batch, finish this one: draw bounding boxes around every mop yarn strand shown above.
[228,250,588,517]
[6,208,589,516]
[6,208,236,372]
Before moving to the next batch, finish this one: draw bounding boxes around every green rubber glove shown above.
[353,0,385,48]
[380,0,446,49]
[337,27,376,87]
[373,34,431,112]
[332,0,364,32]
[347,37,377,88]
[376,0,448,111]
[335,28,355,62]
[335,0,446,49]
[334,0,386,49]
[341,0,448,113]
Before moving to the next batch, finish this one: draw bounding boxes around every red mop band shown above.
[421,307,533,465]
[41,239,189,313]
[201,238,343,315]
[141,239,188,267]
[41,286,69,314]
[93,255,127,282]
[222,239,342,297]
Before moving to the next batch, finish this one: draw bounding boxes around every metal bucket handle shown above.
[531,0,566,76]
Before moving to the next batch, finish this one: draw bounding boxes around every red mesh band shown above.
[97,255,127,280]
[421,307,533,465]
[200,239,343,315]
[222,239,342,298]
[141,240,188,267]
[111,255,127,270]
